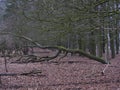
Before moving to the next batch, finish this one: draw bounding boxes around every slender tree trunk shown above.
[109,30,115,58]
[89,31,96,56]
[97,29,103,57]
[115,0,119,54]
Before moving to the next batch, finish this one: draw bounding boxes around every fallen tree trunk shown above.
[0,32,108,64]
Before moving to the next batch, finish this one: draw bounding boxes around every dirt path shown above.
[0,55,120,90]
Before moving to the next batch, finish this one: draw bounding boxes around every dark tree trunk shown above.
[89,31,96,56]
[109,30,115,58]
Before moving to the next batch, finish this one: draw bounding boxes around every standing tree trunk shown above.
[109,29,115,58]
[115,0,119,54]
[89,31,96,56]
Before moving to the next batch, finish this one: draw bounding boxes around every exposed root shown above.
[58,52,68,60]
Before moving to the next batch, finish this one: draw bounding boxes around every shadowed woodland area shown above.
[0,0,120,90]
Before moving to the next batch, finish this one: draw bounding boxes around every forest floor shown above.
[0,51,120,90]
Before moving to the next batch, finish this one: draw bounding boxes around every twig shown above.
[101,63,110,75]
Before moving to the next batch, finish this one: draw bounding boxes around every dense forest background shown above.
[0,0,120,61]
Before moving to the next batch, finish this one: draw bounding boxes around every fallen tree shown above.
[0,32,108,64]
